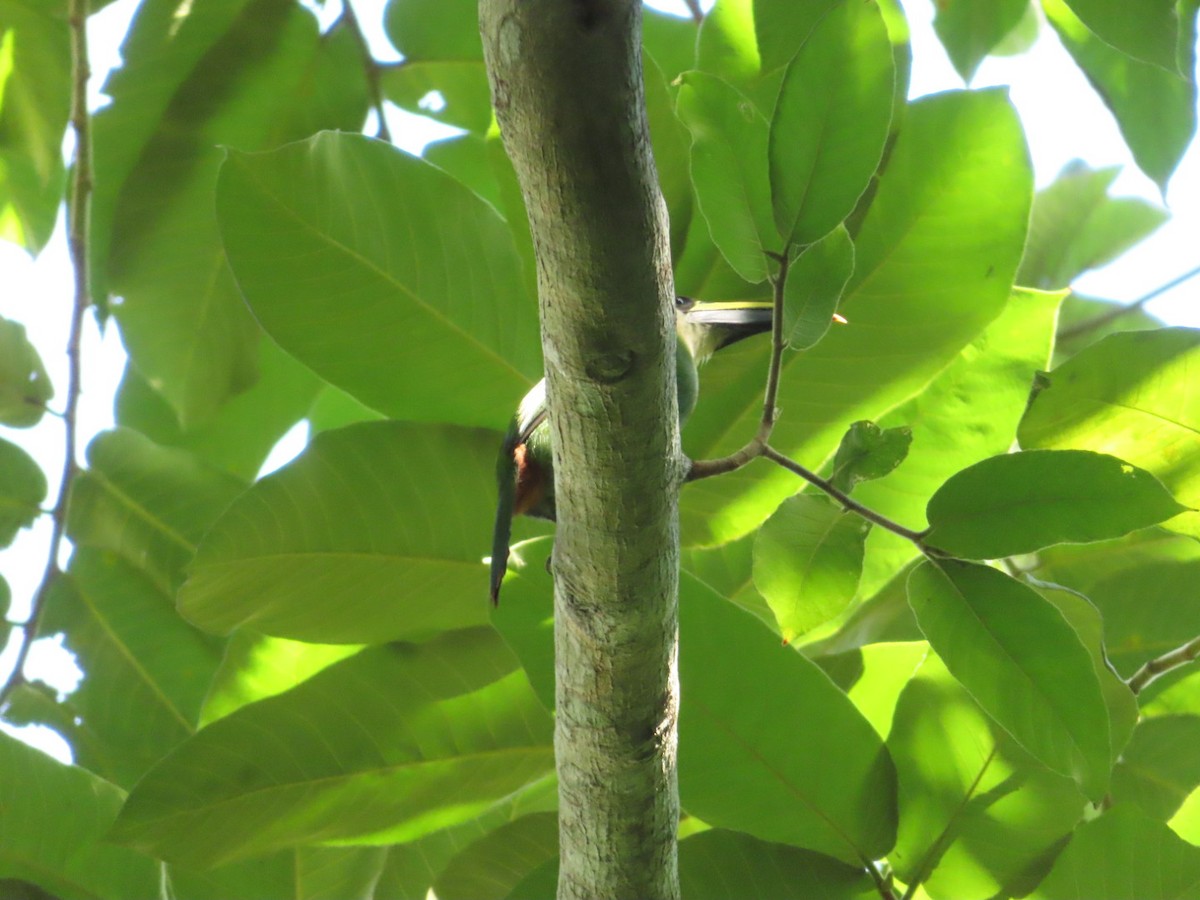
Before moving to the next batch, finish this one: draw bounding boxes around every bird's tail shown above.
[490,423,520,605]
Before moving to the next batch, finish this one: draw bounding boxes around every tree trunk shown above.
[478,2,682,898]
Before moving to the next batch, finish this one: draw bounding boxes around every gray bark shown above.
[478,2,682,898]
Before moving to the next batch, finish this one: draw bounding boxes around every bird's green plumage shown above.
[489,297,773,603]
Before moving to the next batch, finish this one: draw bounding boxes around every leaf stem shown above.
[759,248,790,442]
[681,0,705,24]
[1058,263,1200,341]
[341,0,392,143]
[0,0,91,710]
[1127,633,1200,695]
[760,444,929,545]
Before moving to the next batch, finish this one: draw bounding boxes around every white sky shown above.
[1,0,1197,762]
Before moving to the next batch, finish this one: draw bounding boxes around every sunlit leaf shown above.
[888,654,1085,900]
[768,0,893,244]
[1111,715,1200,822]
[110,630,554,868]
[1028,804,1200,899]
[179,421,499,643]
[753,494,869,642]
[933,0,1029,81]
[1061,0,1182,71]
[0,315,51,427]
[782,225,855,351]
[0,437,44,547]
[679,573,897,862]
[0,732,160,900]
[828,419,912,494]
[924,449,1187,559]
[217,132,540,430]
[908,560,1111,799]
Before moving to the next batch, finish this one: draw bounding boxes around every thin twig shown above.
[341,0,392,142]
[681,0,705,25]
[0,0,91,710]
[1058,263,1200,341]
[865,859,897,900]
[1128,633,1200,695]
[761,444,930,545]
[758,250,790,441]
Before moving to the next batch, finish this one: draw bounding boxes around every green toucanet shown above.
[489,296,774,604]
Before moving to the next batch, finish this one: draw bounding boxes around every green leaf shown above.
[853,287,1062,598]
[924,449,1187,559]
[110,629,554,869]
[908,560,1111,799]
[115,338,322,481]
[434,812,558,900]
[1028,804,1200,899]
[782,224,855,350]
[216,131,540,430]
[829,420,912,494]
[178,421,499,643]
[380,0,491,135]
[1083,558,1200,677]
[0,2,69,252]
[679,573,897,863]
[107,2,327,424]
[167,847,386,900]
[1017,162,1168,289]
[933,0,1029,81]
[768,0,894,245]
[684,530,778,631]
[0,437,44,547]
[753,0,843,74]
[681,89,1032,547]
[753,494,870,642]
[40,550,224,788]
[1019,328,1200,540]
[0,732,160,900]
[1111,715,1200,821]
[887,653,1086,900]
[0,315,51,427]
[1061,0,1183,71]
[490,538,556,712]
[67,428,248,592]
[676,71,779,283]
[678,829,876,899]
[1043,0,1196,190]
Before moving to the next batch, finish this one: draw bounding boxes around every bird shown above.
[489,296,775,604]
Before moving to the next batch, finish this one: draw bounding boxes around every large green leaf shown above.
[106,1,333,424]
[782,224,855,351]
[1061,0,1182,71]
[932,0,1028,81]
[40,549,224,788]
[768,0,894,245]
[908,560,1111,799]
[67,428,248,592]
[1019,328,1200,539]
[0,732,160,900]
[0,315,51,427]
[676,71,779,282]
[433,812,558,900]
[167,846,386,900]
[1043,0,1197,190]
[924,449,1187,559]
[115,338,322,481]
[888,654,1085,900]
[1017,162,1168,289]
[1028,804,1200,899]
[381,0,490,133]
[1111,715,1200,822]
[678,829,876,899]
[0,436,44,547]
[178,421,498,643]
[216,131,540,430]
[0,1,68,251]
[753,494,870,642]
[678,573,897,863]
[681,89,1032,547]
[853,287,1060,597]
[110,629,554,868]
[1082,559,1200,677]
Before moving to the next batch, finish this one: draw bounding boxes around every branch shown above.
[480,2,679,897]
[340,0,392,142]
[0,0,92,710]
[1127,634,1200,695]
[681,0,705,25]
[1057,263,1200,341]
[759,249,790,440]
